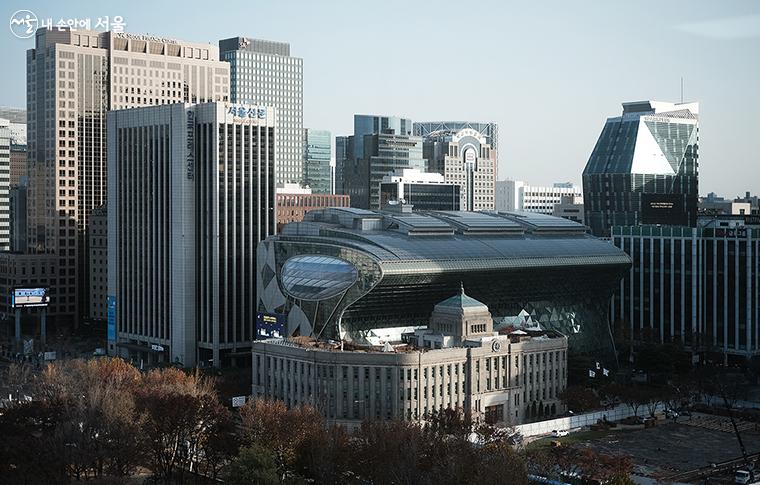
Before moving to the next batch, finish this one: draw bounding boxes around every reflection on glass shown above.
[282,255,358,300]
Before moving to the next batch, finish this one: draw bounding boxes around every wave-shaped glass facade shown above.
[258,209,630,365]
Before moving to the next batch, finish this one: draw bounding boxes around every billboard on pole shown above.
[12,288,50,308]
[256,312,286,339]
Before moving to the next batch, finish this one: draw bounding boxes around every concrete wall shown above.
[515,402,666,437]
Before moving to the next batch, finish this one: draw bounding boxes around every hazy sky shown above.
[3,0,759,196]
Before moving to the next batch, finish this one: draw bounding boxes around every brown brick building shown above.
[276,192,349,232]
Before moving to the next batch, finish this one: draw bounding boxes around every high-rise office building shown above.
[336,115,414,201]
[302,129,331,194]
[0,119,10,251]
[27,28,230,325]
[610,218,760,363]
[9,181,28,253]
[0,107,27,187]
[422,128,497,211]
[495,180,583,214]
[414,121,499,153]
[335,135,350,195]
[583,101,699,237]
[344,130,427,210]
[379,168,460,211]
[108,102,276,368]
[220,37,303,186]
[353,115,413,159]
[88,204,107,323]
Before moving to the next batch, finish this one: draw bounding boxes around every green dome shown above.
[436,283,488,310]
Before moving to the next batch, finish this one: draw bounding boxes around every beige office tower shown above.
[421,128,497,211]
[26,28,230,325]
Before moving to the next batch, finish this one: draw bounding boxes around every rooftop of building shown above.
[0,107,26,124]
[34,27,220,52]
[621,100,700,117]
[219,36,293,56]
[277,208,629,269]
[256,327,565,354]
[436,283,488,310]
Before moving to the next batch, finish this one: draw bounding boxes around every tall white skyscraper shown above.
[220,37,303,186]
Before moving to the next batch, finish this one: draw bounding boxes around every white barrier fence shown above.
[514,402,667,438]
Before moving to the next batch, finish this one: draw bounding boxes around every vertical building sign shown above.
[186,110,195,180]
[107,295,116,341]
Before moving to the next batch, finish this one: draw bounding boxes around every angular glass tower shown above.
[582,101,699,237]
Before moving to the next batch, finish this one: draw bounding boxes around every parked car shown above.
[552,429,569,437]
[665,409,679,419]
[735,469,760,485]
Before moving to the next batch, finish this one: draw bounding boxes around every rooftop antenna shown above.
[680,77,684,103]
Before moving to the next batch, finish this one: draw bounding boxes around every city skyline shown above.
[1,0,758,197]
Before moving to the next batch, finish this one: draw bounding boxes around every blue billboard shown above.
[107,296,117,341]
[256,312,286,340]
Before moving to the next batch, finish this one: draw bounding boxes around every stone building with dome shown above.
[252,286,568,427]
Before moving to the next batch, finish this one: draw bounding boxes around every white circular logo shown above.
[9,10,38,39]
[491,339,501,352]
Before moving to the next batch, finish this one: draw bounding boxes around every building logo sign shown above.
[463,146,477,171]
[228,105,267,120]
[186,110,195,180]
[116,32,174,44]
[464,148,476,164]
[9,10,37,38]
[491,339,502,352]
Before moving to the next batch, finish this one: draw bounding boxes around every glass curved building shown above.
[257,208,631,363]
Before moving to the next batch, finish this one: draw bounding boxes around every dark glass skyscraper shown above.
[583,101,699,237]
[302,129,331,194]
[336,115,414,198]
[334,135,350,195]
[344,132,426,210]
